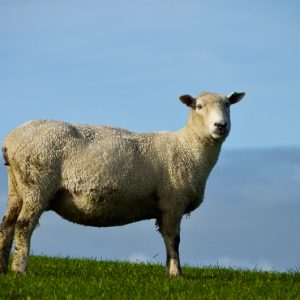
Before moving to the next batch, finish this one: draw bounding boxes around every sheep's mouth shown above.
[212,129,228,139]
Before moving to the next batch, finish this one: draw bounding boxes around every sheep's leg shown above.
[0,196,22,273]
[11,191,45,274]
[158,213,182,276]
[0,171,22,273]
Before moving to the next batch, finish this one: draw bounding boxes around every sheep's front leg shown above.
[158,214,182,276]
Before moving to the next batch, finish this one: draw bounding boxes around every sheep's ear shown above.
[227,91,245,104]
[179,94,196,107]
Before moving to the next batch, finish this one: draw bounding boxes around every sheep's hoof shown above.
[11,262,27,275]
[11,269,27,275]
[168,259,182,277]
[169,270,182,277]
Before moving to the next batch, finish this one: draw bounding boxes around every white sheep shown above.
[0,91,245,275]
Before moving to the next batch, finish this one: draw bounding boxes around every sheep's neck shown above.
[175,110,224,179]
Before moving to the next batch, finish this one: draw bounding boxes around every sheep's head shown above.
[180,91,245,140]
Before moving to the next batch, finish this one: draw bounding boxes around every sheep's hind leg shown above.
[157,213,182,276]
[0,171,22,273]
[11,190,46,274]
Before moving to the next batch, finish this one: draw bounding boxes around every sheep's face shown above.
[180,91,245,140]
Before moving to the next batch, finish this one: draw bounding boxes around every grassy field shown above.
[0,256,299,299]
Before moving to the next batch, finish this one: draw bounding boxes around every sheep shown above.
[0,91,245,276]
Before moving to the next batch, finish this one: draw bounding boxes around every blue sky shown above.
[0,1,300,271]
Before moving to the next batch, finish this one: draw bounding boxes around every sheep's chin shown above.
[211,132,228,140]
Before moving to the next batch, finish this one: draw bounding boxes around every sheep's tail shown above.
[2,147,10,166]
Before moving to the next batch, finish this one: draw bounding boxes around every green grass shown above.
[0,256,299,299]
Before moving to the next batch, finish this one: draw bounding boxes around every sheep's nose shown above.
[214,122,227,130]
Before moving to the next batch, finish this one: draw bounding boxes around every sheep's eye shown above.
[225,102,230,108]
[196,104,203,110]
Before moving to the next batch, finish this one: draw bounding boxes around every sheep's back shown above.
[3,120,161,196]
